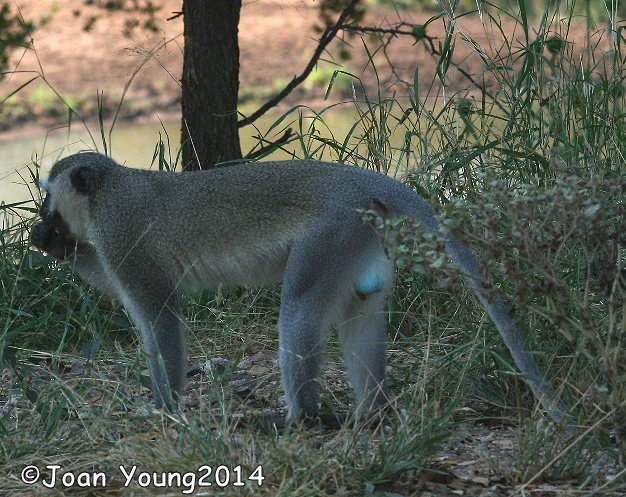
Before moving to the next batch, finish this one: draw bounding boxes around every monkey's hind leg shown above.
[339,249,393,422]
[278,227,392,423]
[279,231,348,422]
[278,289,331,422]
[338,288,390,421]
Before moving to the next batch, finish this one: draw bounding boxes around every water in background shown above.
[0,107,360,206]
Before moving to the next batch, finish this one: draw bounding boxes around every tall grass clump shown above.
[407,0,626,464]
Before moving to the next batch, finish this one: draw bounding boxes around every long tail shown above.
[445,235,574,429]
[394,188,574,429]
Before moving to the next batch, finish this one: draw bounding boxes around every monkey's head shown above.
[31,210,76,260]
[37,152,117,242]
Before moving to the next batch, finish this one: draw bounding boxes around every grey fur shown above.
[31,152,571,426]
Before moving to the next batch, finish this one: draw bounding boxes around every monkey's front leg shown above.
[116,273,187,411]
[142,309,187,411]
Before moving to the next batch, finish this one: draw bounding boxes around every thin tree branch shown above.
[345,22,507,114]
[238,0,361,128]
[245,128,293,160]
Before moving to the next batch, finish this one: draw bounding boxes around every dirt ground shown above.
[3,0,434,137]
[1,1,602,140]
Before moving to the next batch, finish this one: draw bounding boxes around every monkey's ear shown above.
[71,166,100,194]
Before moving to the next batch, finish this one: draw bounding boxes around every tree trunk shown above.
[181,0,242,170]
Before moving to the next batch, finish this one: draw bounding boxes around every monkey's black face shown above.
[31,194,77,261]
[39,193,66,229]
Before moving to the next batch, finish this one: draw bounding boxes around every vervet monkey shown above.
[31,152,570,426]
